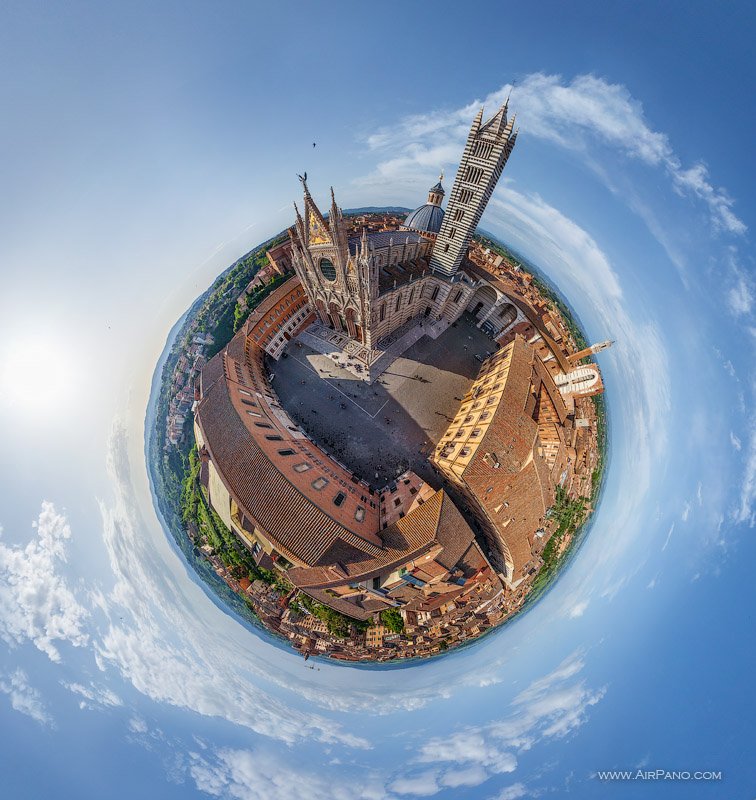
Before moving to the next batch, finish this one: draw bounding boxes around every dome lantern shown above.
[401,174,445,235]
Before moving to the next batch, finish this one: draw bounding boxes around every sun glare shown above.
[0,336,78,418]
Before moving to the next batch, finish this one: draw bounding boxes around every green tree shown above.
[380,607,405,634]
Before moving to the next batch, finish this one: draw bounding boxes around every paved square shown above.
[269,313,496,488]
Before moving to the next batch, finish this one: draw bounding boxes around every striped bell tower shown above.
[429,101,517,276]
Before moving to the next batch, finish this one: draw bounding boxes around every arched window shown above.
[319,258,336,281]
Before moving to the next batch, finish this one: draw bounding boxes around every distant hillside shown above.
[343,206,411,214]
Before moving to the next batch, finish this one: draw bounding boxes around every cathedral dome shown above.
[403,203,445,234]
[402,175,445,234]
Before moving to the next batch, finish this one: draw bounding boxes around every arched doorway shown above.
[496,302,517,330]
[345,306,359,340]
[466,285,498,320]
[315,298,330,326]
[328,302,345,333]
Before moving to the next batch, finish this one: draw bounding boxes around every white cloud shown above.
[0,669,52,726]
[360,73,745,236]
[0,502,90,662]
[726,269,754,317]
[479,187,671,596]
[489,189,623,300]
[730,431,742,450]
[567,599,589,619]
[184,652,602,800]
[490,785,527,800]
[440,765,489,788]
[189,747,387,800]
[128,715,148,734]
[95,425,369,749]
[393,651,603,795]
[390,770,441,797]
[733,420,756,527]
[62,680,123,710]
[662,523,675,552]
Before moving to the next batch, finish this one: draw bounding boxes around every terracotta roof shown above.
[199,351,225,396]
[463,260,571,373]
[299,589,378,622]
[242,277,304,338]
[287,490,482,589]
[196,368,383,566]
[451,336,557,578]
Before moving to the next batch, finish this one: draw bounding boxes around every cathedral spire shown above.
[329,186,340,228]
[471,107,484,134]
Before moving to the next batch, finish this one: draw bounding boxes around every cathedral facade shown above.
[288,100,518,352]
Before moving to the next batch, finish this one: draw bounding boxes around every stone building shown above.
[191,96,609,639]
[430,100,517,276]
[433,334,572,585]
[288,100,518,356]
[193,281,501,622]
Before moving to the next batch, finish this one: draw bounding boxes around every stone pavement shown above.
[294,315,447,383]
[270,313,495,487]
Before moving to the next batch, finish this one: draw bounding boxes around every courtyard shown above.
[269,312,496,488]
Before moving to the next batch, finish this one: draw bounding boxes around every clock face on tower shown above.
[319,258,337,282]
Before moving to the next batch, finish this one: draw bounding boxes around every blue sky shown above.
[0,2,754,798]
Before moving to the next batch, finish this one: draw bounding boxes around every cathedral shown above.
[192,95,610,642]
[288,99,519,355]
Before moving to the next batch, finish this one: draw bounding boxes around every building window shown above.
[312,477,329,490]
[246,410,261,418]
[293,462,311,473]
[265,435,283,441]
[458,188,473,204]
[395,295,401,312]
[452,208,464,222]
[355,506,365,522]
[443,243,450,253]
[453,290,463,303]
[333,491,346,507]
[449,227,457,239]
[278,449,295,456]
[380,304,385,322]
[254,422,272,429]
[408,288,415,304]
[460,448,471,457]
[431,286,439,301]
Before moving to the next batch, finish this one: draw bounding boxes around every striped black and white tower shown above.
[429,101,517,277]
